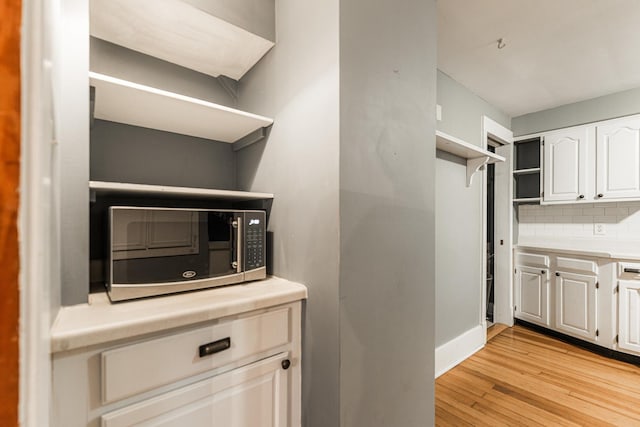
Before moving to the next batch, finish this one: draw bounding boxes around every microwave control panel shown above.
[244,212,265,270]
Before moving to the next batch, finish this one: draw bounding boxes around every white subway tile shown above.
[583,207,605,216]
[572,216,593,223]
[562,208,583,216]
[606,207,629,216]
[593,215,618,224]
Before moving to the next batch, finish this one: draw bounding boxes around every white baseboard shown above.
[435,324,485,378]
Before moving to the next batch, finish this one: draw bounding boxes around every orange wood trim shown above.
[0,0,22,426]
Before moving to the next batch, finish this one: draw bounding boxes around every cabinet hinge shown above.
[596,329,599,337]
[514,305,517,312]
[614,285,619,293]
[615,335,619,343]
[596,282,599,289]
[514,268,517,274]
[541,191,544,197]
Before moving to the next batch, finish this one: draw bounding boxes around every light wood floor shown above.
[436,325,640,426]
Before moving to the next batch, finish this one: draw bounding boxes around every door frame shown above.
[481,116,514,340]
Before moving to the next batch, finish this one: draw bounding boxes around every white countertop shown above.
[51,276,307,353]
[515,238,640,260]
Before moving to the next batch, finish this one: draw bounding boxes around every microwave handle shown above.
[233,217,242,273]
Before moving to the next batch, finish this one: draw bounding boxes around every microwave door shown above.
[207,212,240,277]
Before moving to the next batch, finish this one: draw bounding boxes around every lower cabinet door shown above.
[101,353,290,427]
[515,266,550,327]
[619,280,640,355]
[555,271,597,341]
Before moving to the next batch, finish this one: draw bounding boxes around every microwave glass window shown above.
[207,212,237,277]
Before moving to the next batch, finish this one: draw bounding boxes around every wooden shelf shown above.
[90,72,274,146]
[90,0,275,80]
[436,130,505,186]
[89,181,274,201]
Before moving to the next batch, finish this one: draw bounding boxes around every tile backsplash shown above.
[518,202,640,240]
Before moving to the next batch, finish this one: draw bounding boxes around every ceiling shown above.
[437,0,640,117]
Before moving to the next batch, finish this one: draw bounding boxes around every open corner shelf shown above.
[89,181,274,202]
[435,130,506,187]
[90,72,274,148]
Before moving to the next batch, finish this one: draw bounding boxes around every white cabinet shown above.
[618,279,640,355]
[617,262,640,356]
[542,127,589,203]
[52,301,302,427]
[539,114,640,204]
[514,266,550,327]
[554,271,597,341]
[596,116,640,200]
[101,353,289,427]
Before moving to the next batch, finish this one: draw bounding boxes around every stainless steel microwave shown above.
[107,207,266,301]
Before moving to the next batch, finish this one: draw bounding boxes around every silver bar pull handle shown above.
[236,217,242,273]
[624,268,640,274]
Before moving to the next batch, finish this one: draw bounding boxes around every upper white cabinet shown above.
[542,127,589,203]
[540,114,640,204]
[596,116,640,200]
[90,0,275,80]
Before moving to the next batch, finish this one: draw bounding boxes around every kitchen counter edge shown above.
[51,276,307,353]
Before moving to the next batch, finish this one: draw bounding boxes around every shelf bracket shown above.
[466,157,489,187]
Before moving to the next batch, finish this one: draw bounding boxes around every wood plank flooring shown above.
[436,325,640,426]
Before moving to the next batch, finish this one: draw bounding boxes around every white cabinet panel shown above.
[101,353,289,427]
[555,271,597,341]
[515,266,550,327]
[543,128,588,203]
[596,117,640,200]
[618,280,640,355]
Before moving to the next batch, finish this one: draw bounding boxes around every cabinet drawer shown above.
[557,256,598,274]
[619,262,640,279]
[101,307,290,404]
[516,252,550,268]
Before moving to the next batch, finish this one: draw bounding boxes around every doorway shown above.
[486,145,496,325]
[481,116,514,337]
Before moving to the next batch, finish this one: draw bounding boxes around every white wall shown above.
[518,202,640,240]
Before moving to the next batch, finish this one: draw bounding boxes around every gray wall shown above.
[235,0,341,425]
[91,120,236,189]
[338,1,436,426]
[437,70,510,146]
[512,86,640,136]
[435,70,511,346]
[435,151,483,346]
[237,0,438,425]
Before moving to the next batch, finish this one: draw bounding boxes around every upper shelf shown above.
[90,72,273,145]
[435,130,506,187]
[90,181,274,201]
[89,0,275,81]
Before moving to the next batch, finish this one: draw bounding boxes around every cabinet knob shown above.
[555,272,560,277]
[541,270,545,274]
[597,193,604,198]
[578,194,585,199]
[281,359,291,370]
